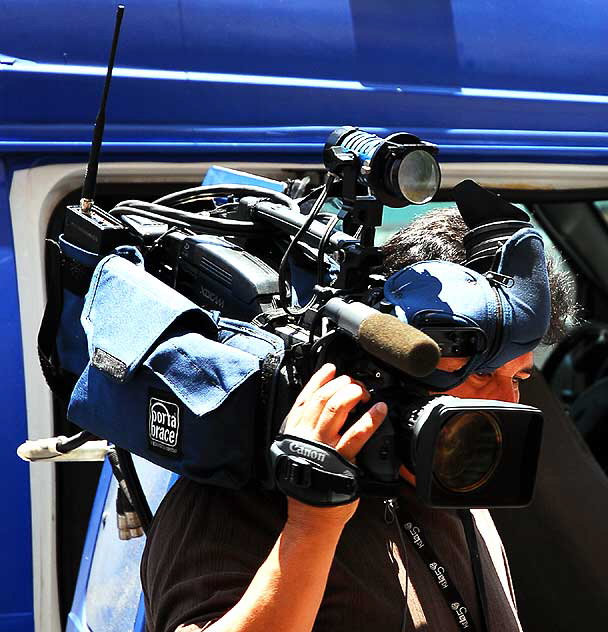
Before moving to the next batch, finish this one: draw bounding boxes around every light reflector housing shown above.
[324,126,441,207]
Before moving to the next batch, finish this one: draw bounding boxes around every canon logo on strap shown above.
[289,441,327,463]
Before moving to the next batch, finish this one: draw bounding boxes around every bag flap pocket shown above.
[218,317,284,359]
[82,253,217,382]
[144,332,260,416]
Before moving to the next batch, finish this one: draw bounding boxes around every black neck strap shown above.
[458,509,490,632]
[395,502,489,632]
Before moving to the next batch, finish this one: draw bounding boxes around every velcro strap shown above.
[61,255,95,296]
[270,434,360,507]
[37,239,78,402]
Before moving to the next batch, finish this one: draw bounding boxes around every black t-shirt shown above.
[141,478,521,632]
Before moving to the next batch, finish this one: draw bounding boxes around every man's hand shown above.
[199,364,387,632]
[283,363,387,528]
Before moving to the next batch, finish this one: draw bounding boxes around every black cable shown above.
[288,210,339,321]
[155,184,300,213]
[111,201,259,234]
[115,447,153,534]
[147,225,194,256]
[308,308,326,346]
[316,214,340,288]
[114,199,208,219]
[110,206,192,229]
[110,183,300,241]
[209,202,241,215]
[55,430,97,454]
[108,449,142,540]
[277,176,335,315]
[295,183,326,207]
[287,219,337,318]
[116,480,127,515]
[107,449,131,503]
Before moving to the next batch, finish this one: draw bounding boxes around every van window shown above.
[593,200,608,222]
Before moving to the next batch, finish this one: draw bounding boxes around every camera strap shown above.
[458,509,490,632]
[395,502,488,632]
[37,239,81,402]
[270,434,360,507]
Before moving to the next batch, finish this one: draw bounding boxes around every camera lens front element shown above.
[432,411,503,493]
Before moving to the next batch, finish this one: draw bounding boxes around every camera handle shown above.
[324,147,385,289]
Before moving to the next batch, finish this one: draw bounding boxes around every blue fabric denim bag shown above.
[67,247,284,487]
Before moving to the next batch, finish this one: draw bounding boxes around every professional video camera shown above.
[22,8,549,528]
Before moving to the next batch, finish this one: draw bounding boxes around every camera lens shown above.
[432,411,502,493]
[394,150,441,204]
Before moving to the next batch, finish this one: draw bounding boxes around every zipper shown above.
[487,285,504,361]
[384,497,397,524]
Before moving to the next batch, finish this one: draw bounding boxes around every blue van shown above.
[2,2,608,630]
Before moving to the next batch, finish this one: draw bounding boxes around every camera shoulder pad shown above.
[270,434,360,507]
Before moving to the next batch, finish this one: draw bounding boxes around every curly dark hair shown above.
[381,206,578,345]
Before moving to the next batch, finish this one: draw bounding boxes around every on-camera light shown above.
[324,126,441,207]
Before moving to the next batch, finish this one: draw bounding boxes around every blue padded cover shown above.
[384,227,550,389]
[489,227,551,369]
[68,249,284,487]
[80,248,217,382]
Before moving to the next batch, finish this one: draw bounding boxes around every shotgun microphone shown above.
[322,298,440,377]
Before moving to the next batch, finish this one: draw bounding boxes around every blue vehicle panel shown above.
[0,1,183,71]
[1,1,608,162]
[0,161,34,630]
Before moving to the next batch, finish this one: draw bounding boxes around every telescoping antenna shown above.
[64,5,130,255]
[80,4,125,215]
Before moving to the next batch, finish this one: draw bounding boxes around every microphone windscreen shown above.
[359,313,440,377]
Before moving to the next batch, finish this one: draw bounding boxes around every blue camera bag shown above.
[67,247,284,487]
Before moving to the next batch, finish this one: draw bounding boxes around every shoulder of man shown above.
[141,478,287,632]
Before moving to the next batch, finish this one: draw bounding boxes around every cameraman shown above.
[141,207,575,632]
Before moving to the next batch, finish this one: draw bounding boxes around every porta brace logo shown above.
[149,397,180,452]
